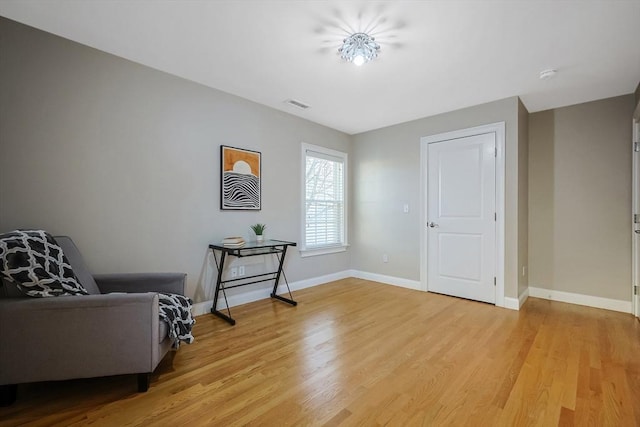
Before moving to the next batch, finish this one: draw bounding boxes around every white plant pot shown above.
[256,235,264,243]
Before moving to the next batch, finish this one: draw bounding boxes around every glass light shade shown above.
[338,32,380,66]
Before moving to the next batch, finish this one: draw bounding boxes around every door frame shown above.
[420,122,506,307]
[633,114,640,318]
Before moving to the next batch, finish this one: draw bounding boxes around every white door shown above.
[427,132,496,303]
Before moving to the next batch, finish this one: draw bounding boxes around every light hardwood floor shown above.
[1,278,639,426]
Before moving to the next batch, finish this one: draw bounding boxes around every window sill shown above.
[299,245,348,258]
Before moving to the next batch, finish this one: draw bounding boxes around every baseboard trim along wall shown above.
[503,297,521,311]
[191,301,212,318]
[196,272,637,318]
[191,270,352,317]
[349,270,422,291]
[192,270,527,317]
[528,286,632,314]
[503,287,530,311]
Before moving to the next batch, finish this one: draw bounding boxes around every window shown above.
[301,143,348,256]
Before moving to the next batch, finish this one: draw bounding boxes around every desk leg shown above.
[210,249,236,325]
[270,245,297,306]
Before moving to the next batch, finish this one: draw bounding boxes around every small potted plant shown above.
[250,223,266,243]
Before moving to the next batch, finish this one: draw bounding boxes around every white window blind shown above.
[303,147,346,250]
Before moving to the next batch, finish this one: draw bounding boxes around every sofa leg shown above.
[137,373,151,392]
[0,384,17,406]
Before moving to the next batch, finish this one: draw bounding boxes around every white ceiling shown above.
[1,1,639,135]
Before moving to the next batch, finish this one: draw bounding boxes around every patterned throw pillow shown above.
[0,229,88,297]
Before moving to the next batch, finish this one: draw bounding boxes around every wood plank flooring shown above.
[1,278,639,426]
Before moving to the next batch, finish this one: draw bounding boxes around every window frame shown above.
[300,142,348,257]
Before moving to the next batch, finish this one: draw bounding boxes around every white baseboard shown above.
[194,270,544,317]
[528,286,631,313]
[519,287,529,308]
[503,297,520,311]
[191,270,352,317]
[192,300,214,317]
[502,287,529,311]
[349,270,422,291]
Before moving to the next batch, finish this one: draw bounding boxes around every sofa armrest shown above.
[94,273,186,295]
[0,293,161,385]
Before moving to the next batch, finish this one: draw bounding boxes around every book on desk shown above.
[221,236,245,248]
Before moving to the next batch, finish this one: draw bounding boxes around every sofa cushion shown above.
[54,236,101,295]
[159,318,169,342]
[0,277,24,298]
[0,230,88,297]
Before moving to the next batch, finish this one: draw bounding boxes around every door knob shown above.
[635,230,640,234]
[428,222,439,228]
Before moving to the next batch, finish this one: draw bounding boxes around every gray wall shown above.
[351,97,523,299]
[0,17,351,302]
[518,99,529,296]
[528,95,635,301]
[1,16,635,308]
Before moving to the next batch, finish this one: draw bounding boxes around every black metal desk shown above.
[209,239,297,325]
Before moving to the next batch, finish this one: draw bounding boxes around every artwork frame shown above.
[220,145,262,210]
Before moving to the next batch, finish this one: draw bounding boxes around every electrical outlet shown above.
[383,254,388,263]
[403,203,409,213]
[238,266,245,276]
[522,266,527,277]
[231,267,238,278]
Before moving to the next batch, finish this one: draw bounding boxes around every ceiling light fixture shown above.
[338,32,380,66]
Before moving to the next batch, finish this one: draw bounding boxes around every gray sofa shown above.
[0,236,187,405]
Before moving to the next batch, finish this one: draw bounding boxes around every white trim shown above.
[633,118,640,318]
[194,281,632,317]
[419,122,506,307]
[503,288,529,311]
[192,268,528,318]
[501,287,530,311]
[192,300,214,317]
[300,142,348,253]
[191,270,351,317]
[286,270,351,291]
[528,286,632,313]
[299,245,348,258]
[350,270,421,290]
[519,287,529,308]
[503,297,520,311]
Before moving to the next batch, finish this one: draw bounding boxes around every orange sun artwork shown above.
[220,146,261,210]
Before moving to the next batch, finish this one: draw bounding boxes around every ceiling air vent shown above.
[284,99,311,110]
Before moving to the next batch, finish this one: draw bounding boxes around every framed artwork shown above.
[220,145,261,210]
